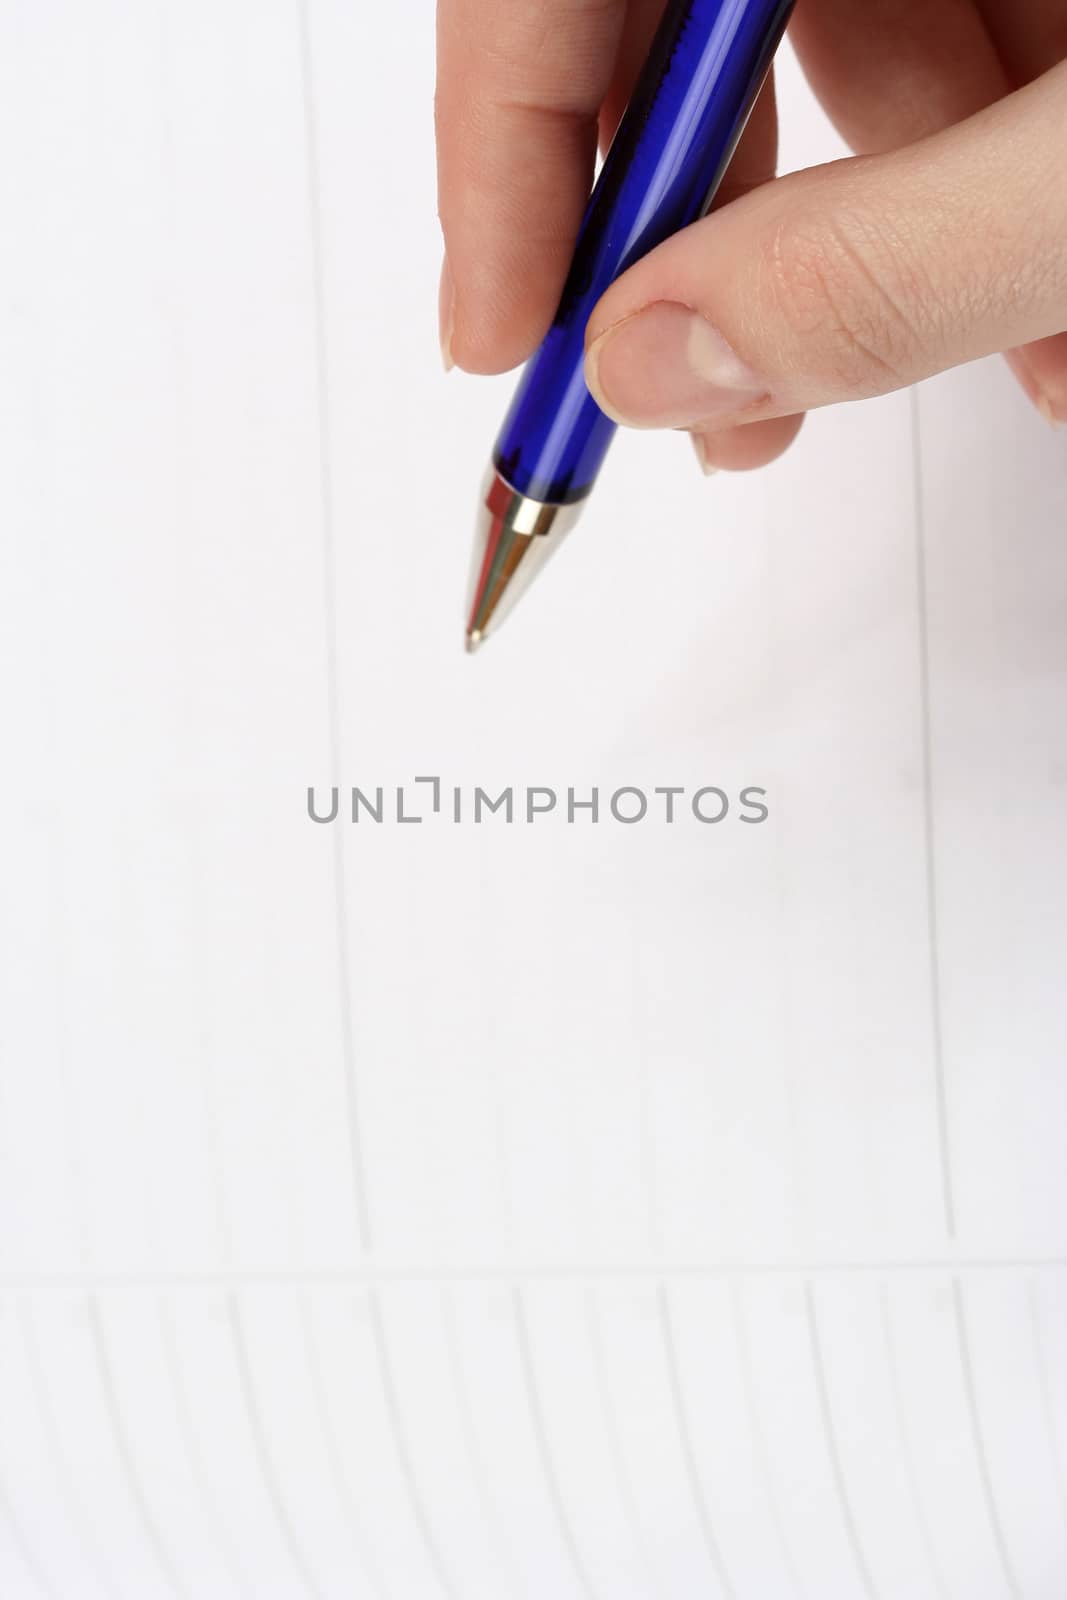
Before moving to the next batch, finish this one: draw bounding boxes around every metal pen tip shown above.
[464,469,584,649]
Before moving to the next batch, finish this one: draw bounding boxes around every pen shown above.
[464,0,795,652]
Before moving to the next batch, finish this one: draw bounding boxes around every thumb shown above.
[584,62,1067,432]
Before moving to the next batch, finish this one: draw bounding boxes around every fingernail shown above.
[1006,345,1067,429]
[586,302,767,428]
[439,256,455,373]
[689,432,719,476]
[1035,390,1065,430]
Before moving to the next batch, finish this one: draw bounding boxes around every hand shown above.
[435,0,1067,473]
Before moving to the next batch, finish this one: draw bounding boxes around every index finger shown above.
[436,0,628,374]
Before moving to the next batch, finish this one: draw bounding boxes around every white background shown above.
[1,2,1066,1596]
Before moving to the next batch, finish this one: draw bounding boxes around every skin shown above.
[435,0,1067,473]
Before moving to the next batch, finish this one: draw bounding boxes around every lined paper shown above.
[1,3,1065,1595]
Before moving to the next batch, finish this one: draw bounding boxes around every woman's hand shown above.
[435,0,1067,472]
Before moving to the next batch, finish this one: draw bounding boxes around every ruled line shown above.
[296,0,370,1252]
[909,384,956,1239]
[87,1296,188,1600]
[227,1295,324,1600]
[659,1284,736,1598]
[805,1282,880,1600]
[514,1288,599,1600]
[952,1278,1023,1599]
[3,1257,1063,1291]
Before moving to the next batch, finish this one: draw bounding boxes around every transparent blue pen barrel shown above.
[493,0,793,506]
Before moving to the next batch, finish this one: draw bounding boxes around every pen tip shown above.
[465,470,585,652]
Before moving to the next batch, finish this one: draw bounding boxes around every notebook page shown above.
[1,4,1065,1596]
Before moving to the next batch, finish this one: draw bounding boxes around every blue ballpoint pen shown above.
[464,0,795,651]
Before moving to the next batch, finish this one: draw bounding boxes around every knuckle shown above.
[761,196,930,392]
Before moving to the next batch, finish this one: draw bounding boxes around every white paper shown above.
[1,4,1065,1596]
